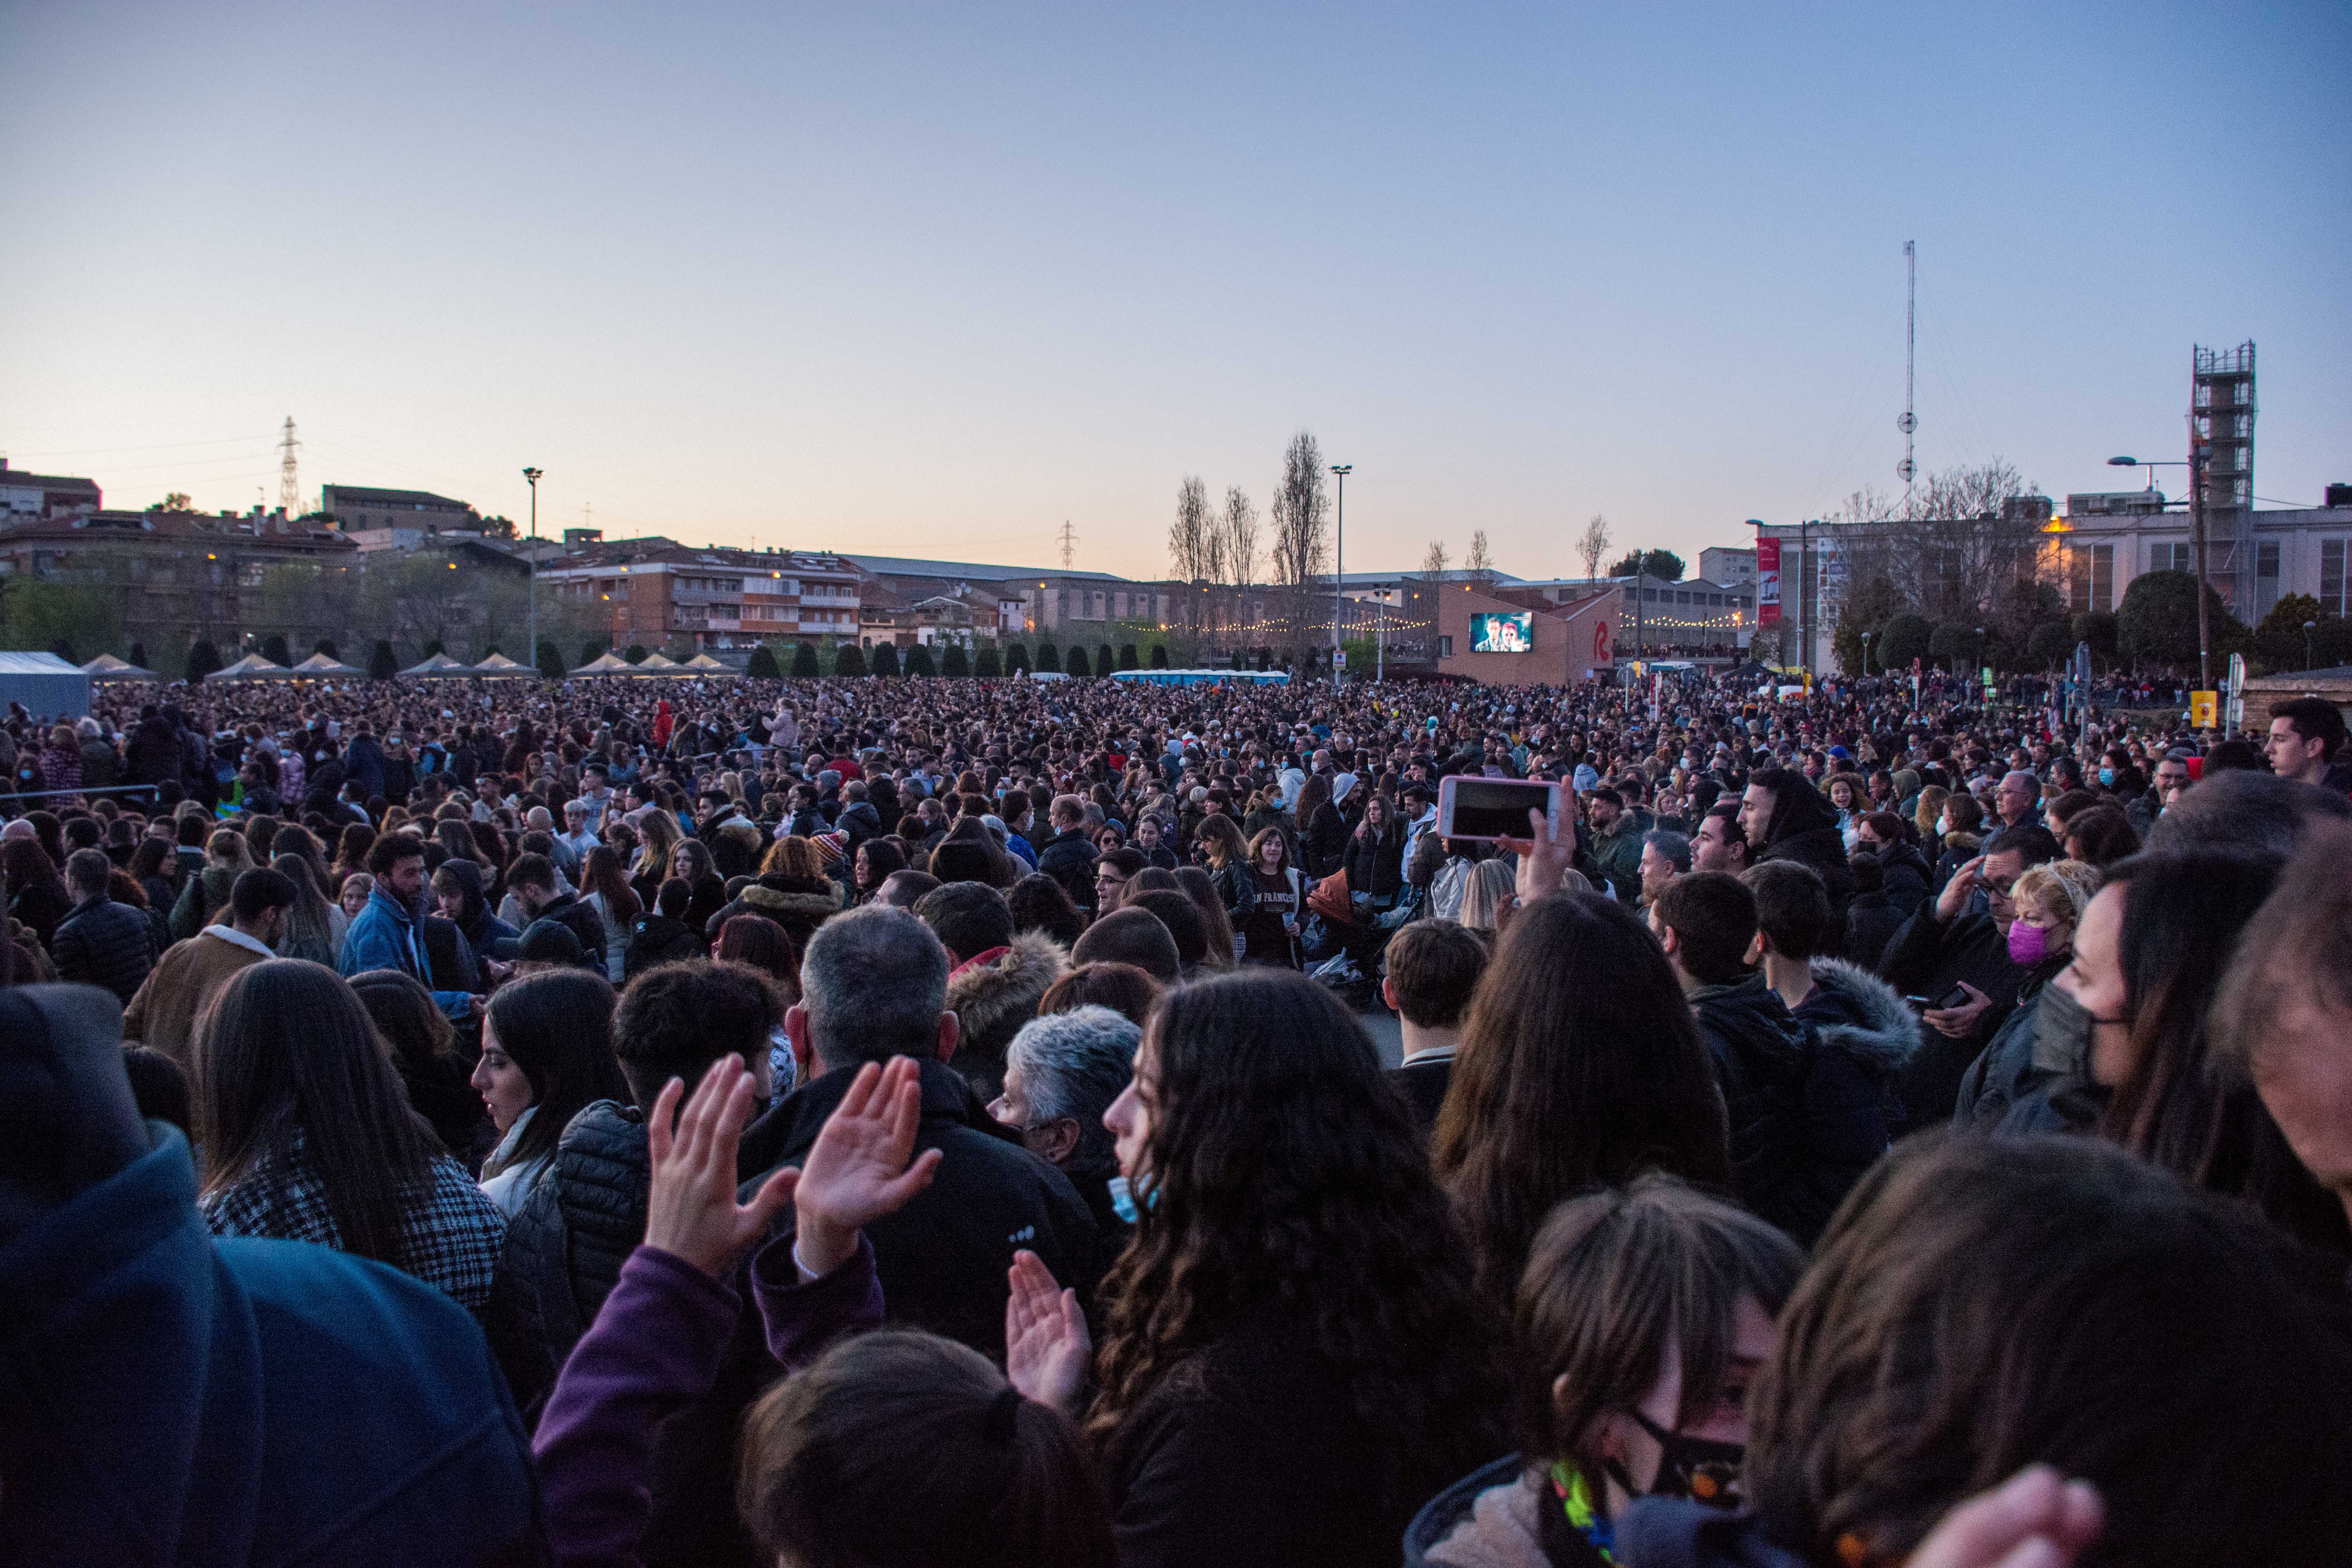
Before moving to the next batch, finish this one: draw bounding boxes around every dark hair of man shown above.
[1652,871,1758,987]
[1702,799,1748,856]
[1747,1132,2352,1566]
[738,1327,1116,1568]
[1433,893,1731,1301]
[1098,846,1147,881]
[2273,695,2348,760]
[1743,860,1831,963]
[1038,962,1162,1030]
[882,868,944,910]
[1514,1174,1801,1483]
[2090,849,2345,1252]
[610,960,782,1111]
[507,852,557,894]
[1384,919,1489,1031]
[2059,804,2140,867]
[65,847,113,897]
[192,959,434,1268]
[915,881,1015,963]
[999,786,1031,822]
[364,833,425,878]
[347,967,456,1077]
[1855,809,1908,846]
[230,866,298,925]
[484,967,630,1170]
[656,876,692,918]
[798,905,951,1069]
[2147,769,2352,858]
[1088,969,1507,1517]
[1070,906,1181,984]
[123,1042,193,1138]
[1123,889,1209,969]
[1980,823,2060,869]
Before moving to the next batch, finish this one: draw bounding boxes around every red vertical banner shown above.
[1756,537,1782,626]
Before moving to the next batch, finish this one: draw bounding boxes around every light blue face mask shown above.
[1107,1173,1157,1225]
[2098,767,2115,786]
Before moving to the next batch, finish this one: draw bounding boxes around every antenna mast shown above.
[1058,519,1078,571]
[1896,242,1917,510]
[278,416,301,515]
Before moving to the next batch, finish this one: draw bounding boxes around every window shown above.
[2323,540,2347,616]
[1439,634,1454,658]
[2152,541,2194,573]
[2068,544,2115,613]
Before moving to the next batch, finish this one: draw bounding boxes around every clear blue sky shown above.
[4,2,2346,582]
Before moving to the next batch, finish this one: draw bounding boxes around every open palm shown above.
[1005,1249,1091,1416]
[793,1056,942,1275]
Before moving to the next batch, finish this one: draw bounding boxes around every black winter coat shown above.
[1341,824,1405,901]
[1689,976,1822,1243]
[737,1057,1100,1362]
[1035,827,1100,914]
[624,913,705,979]
[1877,906,2025,1129]
[1300,802,1350,879]
[50,895,157,1004]
[492,1100,648,1410]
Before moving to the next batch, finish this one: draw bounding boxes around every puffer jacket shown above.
[49,894,158,1004]
[490,1100,648,1411]
[1755,774,1857,918]
[1782,958,1924,1243]
[702,872,845,945]
[1689,975,1820,1243]
[943,930,1069,1102]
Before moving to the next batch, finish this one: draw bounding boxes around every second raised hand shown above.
[793,1055,944,1279]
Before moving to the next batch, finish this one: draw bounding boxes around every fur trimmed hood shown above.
[945,929,1068,1055]
[740,875,845,919]
[1803,956,1924,1076]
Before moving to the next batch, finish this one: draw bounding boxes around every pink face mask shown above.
[2007,920,2049,967]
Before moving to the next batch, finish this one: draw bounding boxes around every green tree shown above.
[834,642,866,677]
[1065,645,1091,677]
[1606,548,1685,581]
[313,637,338,659]
[2071,612,2119,668]
[1255,646,1273,671]
[1118,643,1140,670]
[1927,624,1985,673]
[941,642,970,677]
[423,637,446,659]
[975,644,1002,677]
[1830,575,1911,675]
[1876,613,1933,673]
[2118,570,2249,671]
[128,640,148,669]
[2,581,122,660]
[369,639,399,680]
[1150,644,1169,668]
[261,633,292,666]
[536,639,566,679]
[2026,621,2074,668]
[870,642,900,677]
[1097,642,1115,675]
[904,644,936,678]
[2252,593,2350,673]
[745,644,781,679]
[1005,642,1031,674]
[186,638,222,681]
[581,639,606,667]
[1034,641,1060,672]
[792,641,820,677]
[624,644,648,664]
[148,492,194,513]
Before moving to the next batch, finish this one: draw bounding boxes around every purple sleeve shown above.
[532,1246,740,1568]
[748,1231,886,1368]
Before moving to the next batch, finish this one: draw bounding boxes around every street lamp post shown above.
[1860,630,1873,677]
[2306,620,2318,671]
[522,468,543,676]
[1330,464,1350,684]
[2108,453,2208,693]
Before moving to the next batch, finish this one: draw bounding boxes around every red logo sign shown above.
[1592,620,1611,662]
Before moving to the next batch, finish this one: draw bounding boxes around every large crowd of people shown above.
[5,661,2352,1567]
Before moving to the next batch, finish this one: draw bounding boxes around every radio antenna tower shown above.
[1896,242,1918,512]
[278,416,301,515]
[1058,519,1078,571]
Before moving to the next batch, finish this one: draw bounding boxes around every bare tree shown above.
[1576,514,1611,581]
[1421,539,1448,581]
[1169,475,1211,641]
[1269,432,1330,651]
[1826,459,2052,645]
[1465,529,1494,592]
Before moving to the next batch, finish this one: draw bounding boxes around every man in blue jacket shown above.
[341,834,477,1021]
[0,983,543,1564]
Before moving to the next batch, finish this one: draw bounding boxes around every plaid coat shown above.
[202,1130,506,1314]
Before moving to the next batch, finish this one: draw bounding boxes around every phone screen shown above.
[1445,779,1557,839]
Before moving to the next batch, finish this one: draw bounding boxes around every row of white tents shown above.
[76,651,747,682]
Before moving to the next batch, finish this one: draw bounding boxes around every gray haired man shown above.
[991,1005,1138,1250]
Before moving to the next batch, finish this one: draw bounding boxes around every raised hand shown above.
[1908,1466,2102,1568]
[1005,1249,1091,1416]
[793,1056,943,1278]
[1499,804,1574,909]
[644,1055,798,1281]
[1936,855,1985,924]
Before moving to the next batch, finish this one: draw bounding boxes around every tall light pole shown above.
[2108,454,2205,691]
[2306,620,2318,671]
[1329,464,1350,684]
[523,468,543,675]
[1860,630,1873,677]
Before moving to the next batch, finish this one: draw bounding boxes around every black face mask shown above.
[1608,1408,1746,1508]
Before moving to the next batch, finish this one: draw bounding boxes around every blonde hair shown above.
[1458,858,1520,933]
[2014,858,2101,928]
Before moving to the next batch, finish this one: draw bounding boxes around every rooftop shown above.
[320,484,476,511]
[0,463,102,496]
[846,553,1132,584]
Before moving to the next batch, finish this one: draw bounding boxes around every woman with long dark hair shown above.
[348,966,493,1170]
[193,960,508,1312]
[668,837,727,934]
[271,851,339,966]
[1007,969,1506,1568]
[715,913,804,1101]
[853,837,908,905]
[2055,848,2347,1252]
[577,842,639,982]
[1434,893,1733,1300]
[1295,772,1348,880]
[1,837,71,950]
[1172,864,1238,971]
[471,967,630,1216]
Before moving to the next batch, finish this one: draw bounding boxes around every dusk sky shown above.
[4,2,2346,583]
